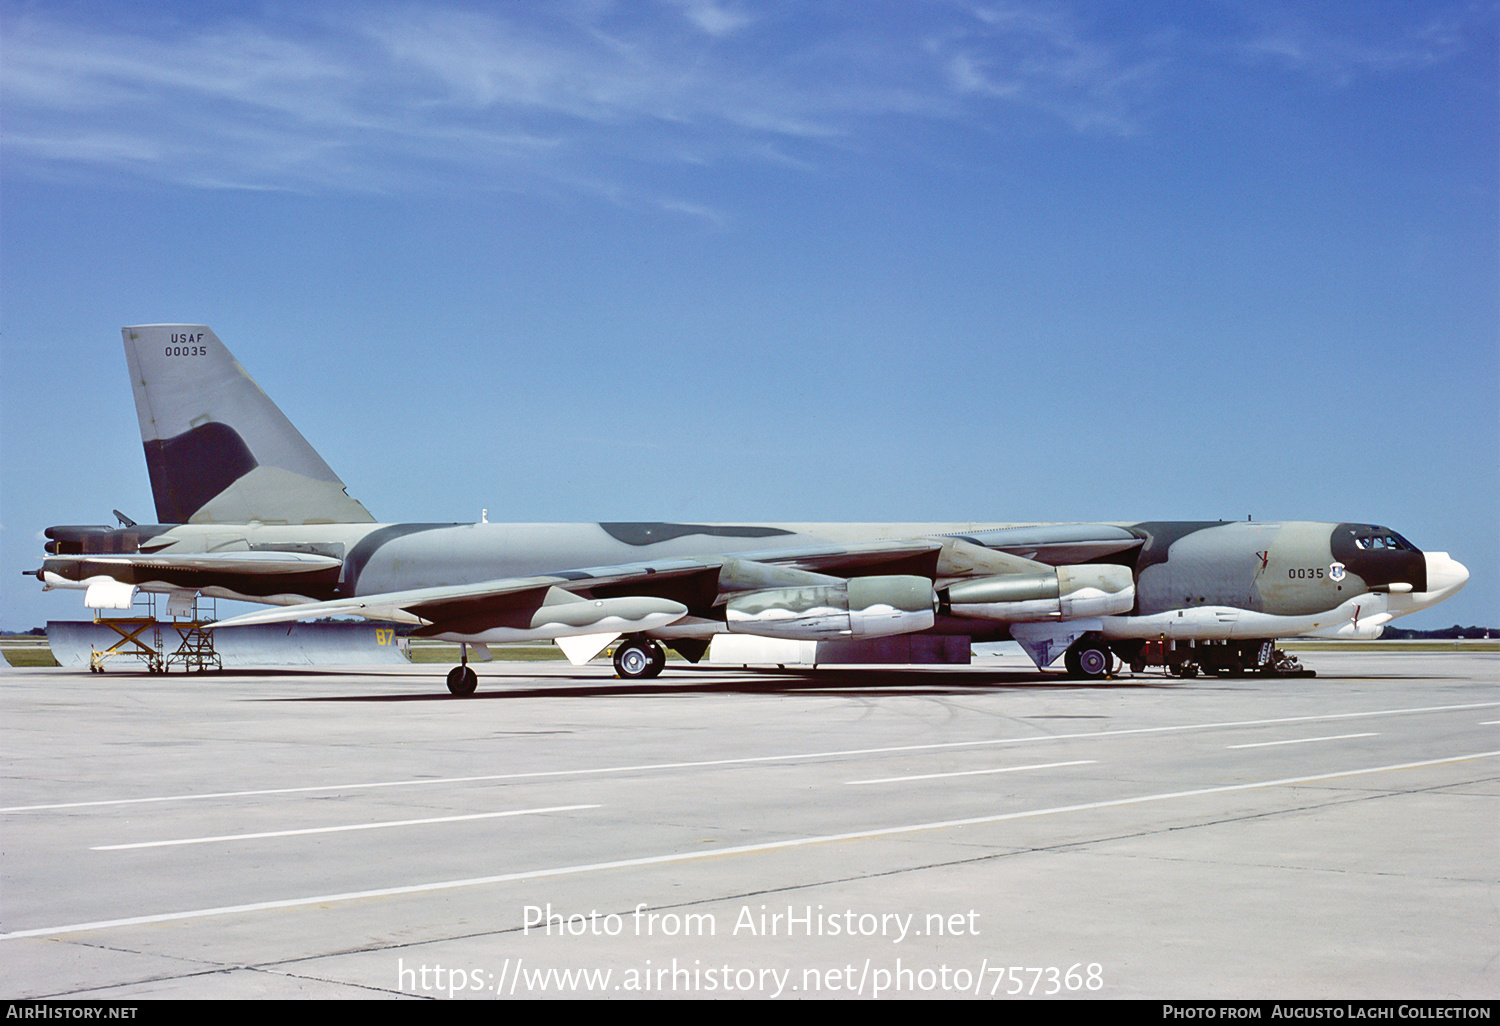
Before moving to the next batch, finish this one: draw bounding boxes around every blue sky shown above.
[2,0,1496,631]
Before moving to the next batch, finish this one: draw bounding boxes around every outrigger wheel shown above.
[446,665,478,696]
[446,641,480,696]
[613,638,666,680]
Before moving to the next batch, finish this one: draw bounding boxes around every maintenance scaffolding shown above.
[88,594,222,674]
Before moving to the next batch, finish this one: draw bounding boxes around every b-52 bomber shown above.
[31,325,1469,694]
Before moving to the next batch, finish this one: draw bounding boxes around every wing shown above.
[207,557,728,666]
[211,557,720,628]
[209,537,950,630]
[206,542,950,664]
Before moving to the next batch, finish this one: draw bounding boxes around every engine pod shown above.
[727,575,936,640]
[948,564,1134,621]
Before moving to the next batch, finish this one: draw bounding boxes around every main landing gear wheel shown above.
[614,638,665,680]
[446,665,478,697]
[1064,639,1112,680]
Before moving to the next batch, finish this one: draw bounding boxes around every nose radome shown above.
[1422,552,1469,598]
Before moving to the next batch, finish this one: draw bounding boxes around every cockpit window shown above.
[1353,532,1414,551]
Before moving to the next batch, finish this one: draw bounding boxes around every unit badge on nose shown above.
[1328,562,1346,582]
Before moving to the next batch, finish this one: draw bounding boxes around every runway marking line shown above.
[4,749,1495,941]
[1227,733,1379,749]
[4,701,1494,814]
[91,805,600,851]
[846,759,1096,785]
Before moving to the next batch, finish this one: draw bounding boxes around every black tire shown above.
[446,665,478,697]
[1072,641,1111,680]
[614,640,664,680]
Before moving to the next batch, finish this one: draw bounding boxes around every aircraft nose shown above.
[1422,552,1469,599]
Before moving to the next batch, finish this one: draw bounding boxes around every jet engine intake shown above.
[947,564,1134,621]
[726,575,936,640]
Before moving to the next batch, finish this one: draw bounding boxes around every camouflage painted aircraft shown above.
[31,325,1469,695]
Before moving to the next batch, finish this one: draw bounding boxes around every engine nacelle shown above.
[947,564,1134,621]
[727,575,936,641]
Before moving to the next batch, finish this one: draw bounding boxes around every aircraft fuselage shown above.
[39,518,1466,645]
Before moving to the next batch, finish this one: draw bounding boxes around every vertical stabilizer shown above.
[124,325,376,524]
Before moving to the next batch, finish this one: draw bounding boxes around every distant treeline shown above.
[1379,625,1494,640]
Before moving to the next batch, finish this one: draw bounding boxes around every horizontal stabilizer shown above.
[45,551,342,576]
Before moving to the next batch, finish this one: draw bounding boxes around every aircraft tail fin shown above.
[123,325,376,525]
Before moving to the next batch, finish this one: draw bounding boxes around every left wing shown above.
[210,558,719,666]
[207,544,947,664]
[212,557,715,624]
[194,531,1137,669]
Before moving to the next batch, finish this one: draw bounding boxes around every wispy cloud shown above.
[664,0,755,39]
[1,1,1482,202]
[933,2,1166,135]
[3,1,857,196]
[1226,2,1482,83]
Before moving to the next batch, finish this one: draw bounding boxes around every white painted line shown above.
[5,750,1494,941]
[92,805,599,851]
[1227,733,1379,749]
[5,701,1495,814]
[847,760,1096,785]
